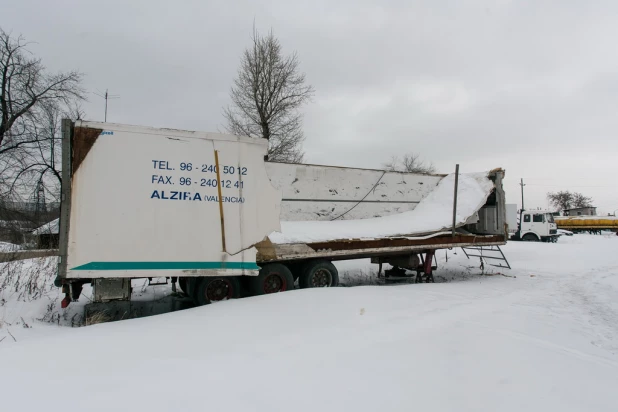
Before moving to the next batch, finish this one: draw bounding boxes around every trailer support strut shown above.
[420,250,436,283]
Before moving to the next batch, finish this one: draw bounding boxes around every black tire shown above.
[178,277,188,295]
[247,263,294,296]
[194,277,241,306]
[285,261,304,282]
[522,233,538,242]
[299,260,339,289]
[186,278,199,302]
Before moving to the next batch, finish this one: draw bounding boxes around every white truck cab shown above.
[516,210,559,242]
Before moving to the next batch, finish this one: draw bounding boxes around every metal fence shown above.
[0,201,61,213]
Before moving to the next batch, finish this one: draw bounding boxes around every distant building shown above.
[31,218,59,248]
[564,207,597,216]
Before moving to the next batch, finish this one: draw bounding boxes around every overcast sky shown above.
[4,0,618,214]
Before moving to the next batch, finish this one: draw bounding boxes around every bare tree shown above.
[0,28,84,158]
[1,101,85,194]
[0,99,85,244]
[383,153,436,174]
[547,191,573,213]
[572,192,593,208]
[223,28,314,163]
[547,191,593,213]
[0,28,84,242]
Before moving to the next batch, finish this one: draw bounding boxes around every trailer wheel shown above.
[522,233,538,242]
[178,277,188,295]
[299,260,339,288]
[247,264,294,295]
[194,277,241,305]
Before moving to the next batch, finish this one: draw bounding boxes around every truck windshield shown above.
[546,214,555,223]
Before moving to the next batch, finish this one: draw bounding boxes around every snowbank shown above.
[269,171,494,244]
[1,235,618,411]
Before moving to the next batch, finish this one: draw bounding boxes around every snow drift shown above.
[2,235,618,412]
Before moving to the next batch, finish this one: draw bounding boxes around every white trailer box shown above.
[59,121,281,279]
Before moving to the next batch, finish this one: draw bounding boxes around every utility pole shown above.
[517,178,526,238]
[452,164,459,237]
[93,89,120,122]
[520,178,525,211]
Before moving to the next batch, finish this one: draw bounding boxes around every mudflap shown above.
[60,280,89,309]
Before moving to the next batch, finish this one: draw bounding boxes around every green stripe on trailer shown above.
[70,261,260,271]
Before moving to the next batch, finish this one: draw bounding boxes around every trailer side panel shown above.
[60,121,282,279]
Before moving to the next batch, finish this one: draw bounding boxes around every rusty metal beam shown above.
[257,235,506,262]
[307,234,505,252]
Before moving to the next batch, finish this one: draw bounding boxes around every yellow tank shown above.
[555,216,618,230]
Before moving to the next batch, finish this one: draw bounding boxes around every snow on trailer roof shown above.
[268,171,495,244]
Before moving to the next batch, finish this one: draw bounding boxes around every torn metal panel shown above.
[265,162,443,221]
[268,170,500,245]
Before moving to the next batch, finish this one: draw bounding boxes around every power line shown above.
[92,88,120,122]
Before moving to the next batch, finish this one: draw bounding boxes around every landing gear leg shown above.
[416,250,436,283]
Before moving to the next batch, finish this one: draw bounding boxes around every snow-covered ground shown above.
[0,241,21,252]
[1,234,618,411]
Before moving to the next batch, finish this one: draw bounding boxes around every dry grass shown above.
[0,256,88,327]
[84,311,111,326]
[0,257,57,301]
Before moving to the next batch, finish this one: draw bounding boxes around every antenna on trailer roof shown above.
[93,88,120,122]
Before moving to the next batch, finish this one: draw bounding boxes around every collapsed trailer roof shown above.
[268,171,495,244]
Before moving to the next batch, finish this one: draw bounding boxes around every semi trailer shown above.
[55,120,509,308]
[554,216,618,234]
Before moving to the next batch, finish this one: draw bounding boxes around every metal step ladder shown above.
[461,245,511,270]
